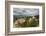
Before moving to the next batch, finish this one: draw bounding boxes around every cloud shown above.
[13,8,39,16]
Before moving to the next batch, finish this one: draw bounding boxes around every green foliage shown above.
[20,18,39,27]
[14,16,39,27]
[26,19,39,27]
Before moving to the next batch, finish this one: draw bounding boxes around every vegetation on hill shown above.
[13,16,39,28]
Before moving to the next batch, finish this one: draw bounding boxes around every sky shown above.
[13,8,39,16]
